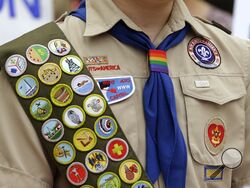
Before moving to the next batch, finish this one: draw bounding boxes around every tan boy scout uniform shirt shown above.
[1,0,250,187]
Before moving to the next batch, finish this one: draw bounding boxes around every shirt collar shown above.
[84,0,210,39]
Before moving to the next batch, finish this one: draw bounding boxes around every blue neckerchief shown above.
[71,1,190,187]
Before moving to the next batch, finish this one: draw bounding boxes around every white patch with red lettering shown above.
[95,76,135,105]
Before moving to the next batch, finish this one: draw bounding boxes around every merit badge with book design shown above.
[1,22,152,187]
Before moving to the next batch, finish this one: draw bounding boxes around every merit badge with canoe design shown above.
[106,138,129,161]
[94,116,118,139]
[60,55,83,75]
[26,44,50,65]
[30,97,53,121]
[66,162,88,186]
[62,105,86,129]
[16,74,39,99]
[119,159,142,184]
[71,75,94,96]
[41,118,64,143]
[53,141,76,165]
[205,118,226,155]
[188,37,221,69]
[83,94,107,117]
[96,76,135,104]
[48,39,71,56]
[50,84,73,107]
[97,172,121,188]
[5,54,27,77]
[38,63,62,85]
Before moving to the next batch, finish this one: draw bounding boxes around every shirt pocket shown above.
[180,75,246,165]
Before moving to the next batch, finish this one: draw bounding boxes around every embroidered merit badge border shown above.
[0,22,152,187]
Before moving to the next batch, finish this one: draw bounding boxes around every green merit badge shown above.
[0,22,153,187]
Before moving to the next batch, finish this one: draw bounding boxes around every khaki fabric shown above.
[0,0,250,187]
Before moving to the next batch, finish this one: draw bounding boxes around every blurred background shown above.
[0,0,249,45]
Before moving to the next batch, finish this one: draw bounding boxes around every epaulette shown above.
[195,16,231,35]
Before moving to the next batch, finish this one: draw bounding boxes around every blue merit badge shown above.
[95,76,135,104]
[204,165,223,181]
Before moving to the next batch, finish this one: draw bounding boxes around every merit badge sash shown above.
[0,22,153,188]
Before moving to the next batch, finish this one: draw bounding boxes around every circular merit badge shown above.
[94,116,118,139]
[73,128,97,152]
[26,44,50,65]
[60,55,83,75]
[71,75,94,96]
[83,94,106,117]
[62,105,86,129]
[5,54,27,77]
[188,37,221,69]
[16,74,39,99]
[53,140,76,165]
[106,138,129,162]
[97,172,121,188]
[48,39,71,56]
[132,181,153,188]
[85,149,109,174]
[119,159,142,184]
[42,118,64,143]
[80,185,94,188]
[50,84,73,107]
[66,162,88,186]
[30,97,52,121]
[38,63,62,85]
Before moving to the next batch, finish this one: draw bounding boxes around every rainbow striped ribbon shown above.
[149,49,168,74]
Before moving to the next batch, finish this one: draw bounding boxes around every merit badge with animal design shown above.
[97,172,121,188]
[119,159,142,184]
[83,94,107,117]
[16,74,39,99]
[205,118,226,155]
[38,63,62,85]
[48,39,71,56]
[60,55,83,75]
[66,162,88,186]
[106,138,129,161]
[85,149,109,174]
[132,180,153,188]
[62,105,86,129]
[50,84,73,107]
[26,44,50,65]
[73,128,97,152]
[71,75,94,96]
[53,141,76,165]
[41,118,64,143]
[30,97,53,121]
[94,116,118,139]
[5,54,27,77]
[188,37,221,69]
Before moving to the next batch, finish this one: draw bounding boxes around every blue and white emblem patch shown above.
[188,37,221,69]
[95,76,135,104]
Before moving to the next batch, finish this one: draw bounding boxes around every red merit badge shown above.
[106,138,129,161]
[67,162,88,186]
[205,118,226,155]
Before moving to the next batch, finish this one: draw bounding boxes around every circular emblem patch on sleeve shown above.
[132,181,153,188]
[53,141,76,165]
[48,39,71,56]
[16,74,39,99]
[85,149,109,174]
[62,105,86,129]
[41,118,64,143]
[119,159,142,184]
[97,172,121,188]
[188,37,221,69]
[94,116,118,139]
[38,63,62,85]
[66,162,88,186]
[60,55,83,75]
[5,54,27,77]
[106,138,129,161]
[71,75,94,96]
[50,84,73,107]
[26,44,50,65]
[83,94,107,117]
[30,97,53,121]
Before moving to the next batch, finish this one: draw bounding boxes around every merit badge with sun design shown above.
[119,159,142,184]
[205,118,226,155]
[66,162,88,186]
[30,97,53,121]
[26,44,50,65]
[5,54,27,77]
[106,138,129,161]
[38,63,62,85]
[53,141,76,165]
[97,172,121,188]
[94,116,118,139]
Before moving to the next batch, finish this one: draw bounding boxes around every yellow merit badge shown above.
[73,128,97,151]
[16,74,39,99]
[50,84,73,107]
[119,159,142,184]
[83,94,107,117]
[38,63,62,85]
[53,140,76,165]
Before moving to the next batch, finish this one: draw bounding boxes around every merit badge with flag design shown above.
[96,76,135,105]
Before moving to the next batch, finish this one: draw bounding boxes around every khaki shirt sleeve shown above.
[232,40,250,188]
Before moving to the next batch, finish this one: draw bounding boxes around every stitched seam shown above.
[0,164,50,187]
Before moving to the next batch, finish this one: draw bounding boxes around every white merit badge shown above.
[60,55,83,75]
[48,39,71,56]
[188,37,221,69]
[71,75,94,96]
[95,76,135,105]
[5,54,27,77]
[26,44,50,65]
